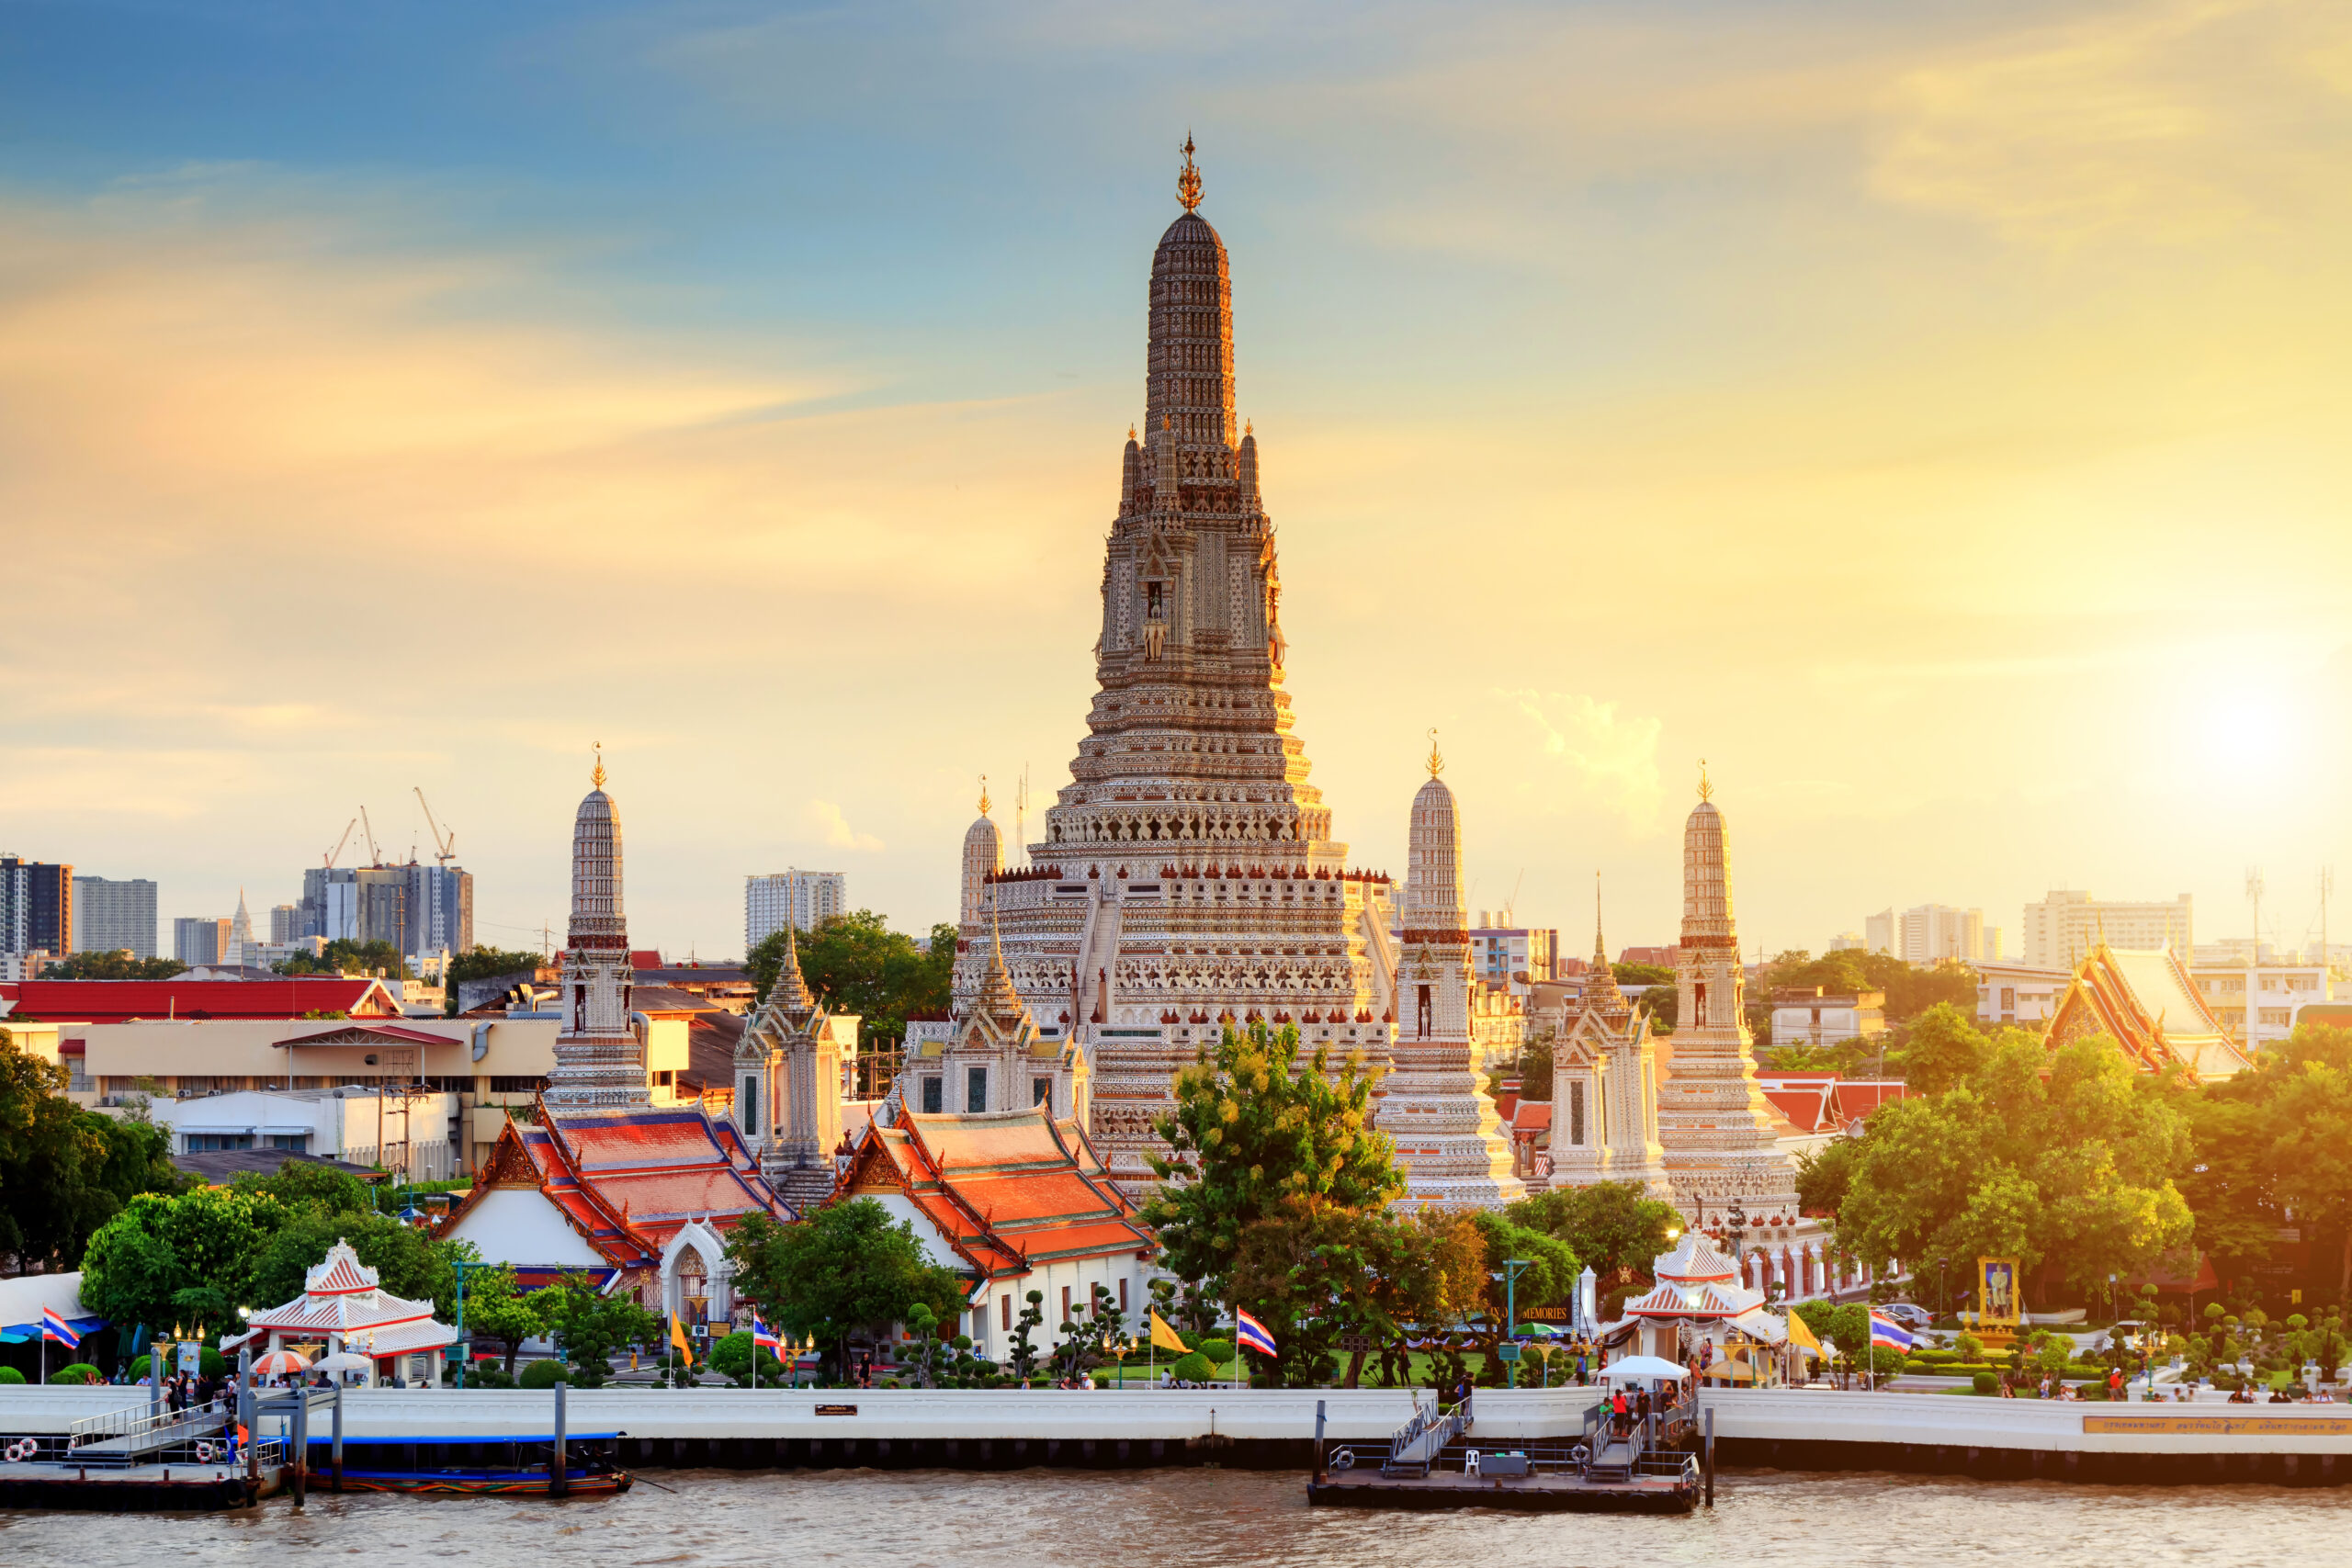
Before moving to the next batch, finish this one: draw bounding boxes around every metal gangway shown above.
[63,1399,228,1464]
[1382,1392,1474,1478]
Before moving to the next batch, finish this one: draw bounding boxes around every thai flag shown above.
[1234,1307,1277,1358]
[1868,1311,1916,1353]
[752,1317,782,1354]
[42,1307,80,1350]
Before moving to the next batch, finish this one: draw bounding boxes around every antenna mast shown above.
[1015,764,1031,869]
[2247,865,2266,961]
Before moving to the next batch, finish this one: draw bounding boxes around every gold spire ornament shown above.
[1177,131,1202,212]
[979,774,991,816]
[1427,728,1444,778]
[1697,757,1712,802]
[592,741,605,790]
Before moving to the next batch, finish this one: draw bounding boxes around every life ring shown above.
[6,1438,35,1462]
[1329,1448,1354,1471]
[196,1440,218,1462]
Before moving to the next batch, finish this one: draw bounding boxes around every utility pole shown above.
[2247,866,2266,960]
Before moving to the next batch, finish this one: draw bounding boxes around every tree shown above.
[79,1186,288,1337]
[1640,986,1677,1032]
[725,1202,965,1379]
[249,1208,444,1314]
[1794,1135,1862,1222]
[276,939,407,979]
[707,1327,789,1386]
[1833,1033,2193,1305]
[1506,1035,1553,1100]
[451,1260,544,1375]
[2,1033,188,1276]
[526,1272,657,1386]
[1051,1282,1128,1383]
[1506,1180,1678,1280]
[445,947,548,989]
[746,911,956,1052]
[1901,1004,1990,1096]
[1004,1290,1047,1382]
[1141,1021,1401,1302]
[40,952,186,980]
[1465,1212,1578,1383]
[1612,963,1673,987]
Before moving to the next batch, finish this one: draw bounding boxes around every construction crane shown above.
[359,805,382,868]
[322,818,357,869]
[414,787,458,867]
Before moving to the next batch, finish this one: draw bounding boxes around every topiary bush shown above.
[1169,1352,1214,1382]
[0,1366,25,1384]
[517,1359,570,1389]
[1972,1371,1998,1395]
[47,1363,103,1384]
[128,1348,230,1382]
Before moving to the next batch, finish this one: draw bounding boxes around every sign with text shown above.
[2083,1415,2352,1436]
[814,1404,858,1417]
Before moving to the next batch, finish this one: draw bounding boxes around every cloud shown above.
[1870,0,2352,248]
[805,800,884,853]
[1505,691,1665,829]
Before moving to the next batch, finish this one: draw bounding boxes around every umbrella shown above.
[1600,1355,1692,1381]
[313,1351,375,1374]
[1515,1323,1564,1337]
[252,1349,312,1376]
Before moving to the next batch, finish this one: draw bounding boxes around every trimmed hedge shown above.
[0,1366,24,1384]
[517,1359,570,1389]
[46,1363,103,1384]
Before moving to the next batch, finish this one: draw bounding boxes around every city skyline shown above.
[4,2,2347,959]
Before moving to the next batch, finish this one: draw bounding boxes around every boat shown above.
[1306,1391,1706,1515]
[314,1432,634,1498]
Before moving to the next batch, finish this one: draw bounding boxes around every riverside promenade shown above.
[5,1386,2347,1483]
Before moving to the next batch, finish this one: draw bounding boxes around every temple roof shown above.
[2045,942,2251,1081]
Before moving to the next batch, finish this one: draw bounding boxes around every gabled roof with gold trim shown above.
[2045,942,2251,1081]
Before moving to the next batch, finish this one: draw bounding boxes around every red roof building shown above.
[0,976,400,1024]
[833,1106,1153,1358]
[438,1096,790,1325]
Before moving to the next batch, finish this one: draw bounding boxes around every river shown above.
[7,1466,2347,1566]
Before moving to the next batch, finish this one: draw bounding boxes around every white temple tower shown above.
[960,783,1003,930]
[1654,769,1799,1215]
[1386,736,1524,1206]
[544,751,650,1108]
[939,141,1399,1193]
[1546,886,1672,1196]
[734,925,860,1208]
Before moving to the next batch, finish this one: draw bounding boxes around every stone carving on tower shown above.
[1545,882,1672,1197]
[1385,734,1524,1206]
[1653,766,1801,1216]
[544,749,650,1108]
[944,141,1400,1194]
[734,925,861,1210]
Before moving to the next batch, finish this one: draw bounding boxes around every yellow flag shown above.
[1785,1310,1822,1358]
[671,1313,695,1368]
[1148,1309,1188,1355]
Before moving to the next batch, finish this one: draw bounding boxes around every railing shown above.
[1383,1392,1473,1477]
[64,1400,221,1451]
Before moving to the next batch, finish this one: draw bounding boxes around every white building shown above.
[1768,987,1886,1050]
[143,1085,462,1180]
[2188,957,2330,1052]
[2023,889,2193,970]
[1974,963,2067,1029]
[1465,917,1558,997]
[745,868,846,949]
[1865,904,2001,963]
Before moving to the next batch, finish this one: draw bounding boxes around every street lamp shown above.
[1500,1258,1533,1390]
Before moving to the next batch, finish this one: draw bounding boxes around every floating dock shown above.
[1306,1393,1704,1514]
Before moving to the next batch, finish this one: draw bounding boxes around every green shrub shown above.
[128,1348,230,1382]
[46,1363,103,1384]
[1169,1352,1214,1382]
[0,1366,24,1384]
[517,1359,570,1389]
[1196,1338,1235,1365]
[1972,1371,1998,1395]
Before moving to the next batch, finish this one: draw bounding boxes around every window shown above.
[967,1066,988,1113]
[922,1077,944,1114]
[1693,982,1708,1028]
[2000,987,2016,1012]
[741,1077,759,1136]
[1118,1278,1129,1314]
[1061,1285,1072,1324]
[490,1076,547,1094]
[1568,1081,1586,1146]
[1417,983,1432,1039]
[185,1133,254,1152]
[1033,1077,1053,1107]
[266,1134,309,1151]
[1001,1294,1012,1331]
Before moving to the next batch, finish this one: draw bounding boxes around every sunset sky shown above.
[4,1,2348,962]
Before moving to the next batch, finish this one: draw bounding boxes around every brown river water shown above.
[6,1466,2347,1567]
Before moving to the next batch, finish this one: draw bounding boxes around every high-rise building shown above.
[1863,908,1895,955]
[0,855,73,957]
[744,869,847,950]
[269,903,300,943]
[72,876,158,959]
[1466,916,1559,996]
[1385,739,1523,1205]
[2023,890,2193,969]
[297,862,471,959]
[174,916,232,967]
[941,148,1398,1193]
[544,755,649,1108]
[1657,774,1802,1219]
[1900,904,1984,966]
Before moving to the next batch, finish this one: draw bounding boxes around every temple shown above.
[226,1237,458,1388]
[1384,735,1523,1205]
[944,141,1403,1192]
[1539,885,1671,1196]
[438,761,793,1327]
[1654,771,1804,1224]
[733,925,864,1209]
[2045,942,2252,1080]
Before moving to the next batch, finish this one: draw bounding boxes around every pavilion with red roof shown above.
[223,1237,457,1387]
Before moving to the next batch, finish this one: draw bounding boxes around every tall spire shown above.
[978,773,990,817]
[544,765,649,1108]
[593,740,605,791]
[1428,727,1444,778]
[773,922,815,1013]
[1177,130,1202,213]
[1582,874,1625,1014]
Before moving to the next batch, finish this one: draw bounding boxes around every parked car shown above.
[1878,1303,1934,1330]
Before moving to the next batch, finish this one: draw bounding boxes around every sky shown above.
[3,0,2349,963]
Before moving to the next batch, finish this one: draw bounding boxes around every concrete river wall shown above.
[6,1386,2347,1483]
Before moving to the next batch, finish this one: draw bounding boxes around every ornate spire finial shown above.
[1697,757,1711,802]
[592,741,605,790]
[979,773,990,817]
[1427,728,1443,778]
[1244,419,1253,437]
[1127,423,1136,442]
[1178,131,1202,212]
